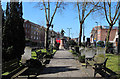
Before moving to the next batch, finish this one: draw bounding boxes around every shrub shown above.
[105,42,114,53]
[54,42,60,50]
[105,42,113,48]
[78,55,85,63]
[26,59,42,68]
[97,41,105,47]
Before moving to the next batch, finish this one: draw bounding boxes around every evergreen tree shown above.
[15,2,25,59]
[3,1,25,61]
[10,1,25,60]
[2,2,14,61]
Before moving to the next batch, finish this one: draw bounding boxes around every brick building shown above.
[23,20,45,47]
[23,20,60,47]
[90,26,118,46]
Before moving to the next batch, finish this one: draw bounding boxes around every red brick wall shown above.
[90,26,118,42]
[100,29,117,41]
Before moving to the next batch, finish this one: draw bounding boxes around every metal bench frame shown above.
[86,57,108,77]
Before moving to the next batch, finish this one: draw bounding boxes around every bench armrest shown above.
[94,58,108,68]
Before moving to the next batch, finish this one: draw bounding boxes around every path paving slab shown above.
[36,50,101,77]
[15,50,101,79]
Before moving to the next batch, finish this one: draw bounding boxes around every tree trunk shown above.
[105,25,113,52]
[118,19,120,54]
[45,27,49,50]
[79,23,83,46]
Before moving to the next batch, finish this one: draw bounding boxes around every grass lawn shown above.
[106,53,120,75]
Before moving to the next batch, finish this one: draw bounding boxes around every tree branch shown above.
[108,1,112,23]
[43,0,49,24]
[77,1,81,23]
[83,2,99,21]
[82,2,85,20]
[49,1,61,25]
[103,2,111,25]
[113,2,120,21]
[113,12,120,25]
[48,0,50,23]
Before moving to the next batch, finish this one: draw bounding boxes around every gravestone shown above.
[96,47,105,57]
[85,48,96,58]
[21,46,32,64]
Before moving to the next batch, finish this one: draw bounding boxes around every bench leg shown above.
[85,59,87,68]
[86,63,87,68]
[85,60,88,68]
[94,71,97,77]
[94,66,97,77]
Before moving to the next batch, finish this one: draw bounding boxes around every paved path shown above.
[37,50,101,77]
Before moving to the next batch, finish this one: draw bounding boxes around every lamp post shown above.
[71,33,74,39]
[67,28,72,40]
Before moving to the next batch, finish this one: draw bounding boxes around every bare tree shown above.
[102,1,120,52]
[77,2,99,46]
[36,0,65,50]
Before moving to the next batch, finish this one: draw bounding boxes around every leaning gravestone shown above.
[21,46,32,64]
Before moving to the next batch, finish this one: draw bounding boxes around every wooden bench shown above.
[2,59,26,79]
[85,54,108,77]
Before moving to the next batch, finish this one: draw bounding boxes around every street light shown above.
[71,33,74,39]
[67,28,72,40]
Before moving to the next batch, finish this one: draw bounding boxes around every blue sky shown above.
[1,2,119,41]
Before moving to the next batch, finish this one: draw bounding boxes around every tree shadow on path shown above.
[53,57,75,59]
[18,66,79,78]
[40,66,79,75]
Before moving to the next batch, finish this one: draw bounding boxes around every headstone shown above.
[96,47,105,57]
[85,48,96,58]
[80,49,85,56]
